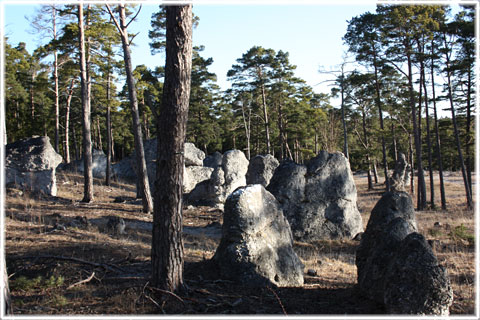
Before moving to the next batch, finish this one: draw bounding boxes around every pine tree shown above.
[151,4,193,292]
[106,4,154,213]
[78,4,94,203]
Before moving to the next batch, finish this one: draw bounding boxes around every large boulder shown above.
[5,136,62,196]
[222,149,249,196]
[246,154,279,187]
[356,191,453,315]
[112,139,157,182]
[213,184,304,287]
[187,150,249,208]
[64,149,109,179]
[267,151,363,241]
[389,153,411,192]
[183,165,214,194]
[184,142,205,166]
[203,151,223,168]
[112,139,208,193]
[384,233,453,315]
[356,191,417,303]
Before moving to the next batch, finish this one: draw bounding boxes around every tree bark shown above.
[53,5,60,153]
[78,4,94,203]
[373,56,389,191]
[106,69,112,186]
[416,65,425,208]
[361,107,373,190]
[241,102,251,160]
[391,123,397,163]
[443,32,473,209]
[108,4,154,213]
[465,64,473,198]
[409,133,415,194]
[340,73,349,159]
[421,62,435,209]
[3,258,12,315]
[64,78,75,164]
[407,51,426,210]
[430,47,446,210]
[260,83,271,155]
[72,124,79,161]
[152,5,193,293]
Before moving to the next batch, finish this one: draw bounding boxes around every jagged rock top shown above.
[5,136,62,171]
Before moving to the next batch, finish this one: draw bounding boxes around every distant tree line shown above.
[4,4,475,210]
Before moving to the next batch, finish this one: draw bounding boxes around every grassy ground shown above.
[3,171,476,315]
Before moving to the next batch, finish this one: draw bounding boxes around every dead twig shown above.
[145,293,162,309]
[266,286,287,316]
[67,271,95,289]
[102,275,147,281]
[147,286,186,306]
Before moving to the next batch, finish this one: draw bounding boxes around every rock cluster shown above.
[5,136,62,196]
[112,139,212,194]
[187,149,249,208]
[60,148,110,179]
[267,151,363,241]
[356,191,453,315]
[246,154,279,187]
[213,184,304,287]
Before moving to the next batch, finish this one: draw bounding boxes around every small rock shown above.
[307,269,317,276]
[231,298,243,307]
[54,223,66,231]
[434,222,442,228]
[107,217,126,235]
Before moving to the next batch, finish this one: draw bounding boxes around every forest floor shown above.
[4,170,476,316]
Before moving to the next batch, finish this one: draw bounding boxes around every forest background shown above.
[1,0,477,211]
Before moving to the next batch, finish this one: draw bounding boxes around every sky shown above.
[2,1,379,100]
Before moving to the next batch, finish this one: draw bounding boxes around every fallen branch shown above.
[11,255,125,273]
[147,286,186,306]
[67,271,95,289]
[144,292,162,310]
[266,286,287,316]
[102,275,147,281]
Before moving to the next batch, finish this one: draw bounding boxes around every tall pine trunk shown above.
[3,258,12,315]
[465,66,473,198]
[241,103,251,160]
[362,107,373,190]
[373,56,389,191]
[260,84,271,155]
[152,5,193,292]
[78,4,93,203]
[106,69,112,186]
[407,51,426,210]
[64,79,75,164]
[340,78,349,159]
[72,124,79,161]
[107,4,154,213]
[421,63,435,209]
[443,33,473,209]
[53,6,60,153]
[430,51,447,210]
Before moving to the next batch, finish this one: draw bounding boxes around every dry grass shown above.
[3,171,476,315]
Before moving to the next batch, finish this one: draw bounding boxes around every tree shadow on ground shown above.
[181,260,385,315]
